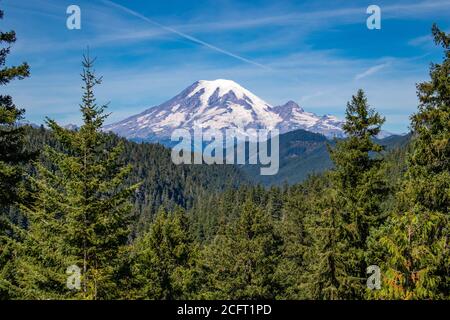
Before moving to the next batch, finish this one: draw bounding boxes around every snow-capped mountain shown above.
[272,100,344,138]
[104,79,346,141]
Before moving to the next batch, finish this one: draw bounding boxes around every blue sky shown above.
[2,0,450,133]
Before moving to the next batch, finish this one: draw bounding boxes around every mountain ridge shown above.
[242,128,411,186]
[103,79,351,142]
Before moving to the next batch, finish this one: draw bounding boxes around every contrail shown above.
[100,0,271,70]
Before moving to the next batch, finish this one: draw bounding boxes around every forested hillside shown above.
[21,125,245,235]
[241,128,411,186]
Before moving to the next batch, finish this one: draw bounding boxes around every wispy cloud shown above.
[169,0,450,35]
[354,63,389,81]
[100,0,271,70]
[8,0,449,57]
[409,28,450,47]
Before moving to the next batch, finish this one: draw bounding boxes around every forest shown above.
[0,7,449,300]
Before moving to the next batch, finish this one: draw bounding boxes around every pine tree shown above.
[200,199,282,299]
[14,54,138,299]
[307,189,349,299]
[267,186,283,220]
[309,89,388,299]
[11,166,76,299]
[131,207,198,299]
[369,25,449,300]
[277,175,327,299]
[330,89,388,240]
[0,8,31,208]
[0,8,32,300]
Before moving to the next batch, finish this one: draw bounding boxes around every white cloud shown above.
[101,0,271,70]
[354,63,389,81]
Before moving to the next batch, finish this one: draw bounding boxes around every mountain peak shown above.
[188,79,272,109]
[197,79,240,87]
[104,80,349,141]
[193,79,249,94]
[278,100,304,113]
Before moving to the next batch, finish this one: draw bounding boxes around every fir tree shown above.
[330,89,388,240]
[12,167,75,299]
[14,54,138,299]
[307,190,348,299]
[0,8,32,300]
[0,8,31,208]
[369,25,449,300]
[200,199,282,299]
[309,89,388,299]
[131,207,198,299]
[277,175,327,299]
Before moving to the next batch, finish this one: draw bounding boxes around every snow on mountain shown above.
[64,123,79,131]
[273,101,344,138]
[104,79,283,140]
[103,79,349,141]
[376,130,396,139]
[17,120,40,128]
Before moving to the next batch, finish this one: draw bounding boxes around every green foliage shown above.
[369,25,449,300]
[306,190,349,299]
[130,207,198,299]
[0,12,447,300]
[13,55,138,299]
[308,89,389,299]
[242,129,333,186]
[0,7,31,214]
[20,125,245,238]
[199,199,282,299]
[0,8,33,300]
[274,175,326,299]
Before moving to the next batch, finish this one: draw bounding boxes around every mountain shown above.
[242,128,411,186]
[273,100,344,138]
[17,120,40,128]
[241,129,332,185]
[103,79,348,143]
[63,123,79,131]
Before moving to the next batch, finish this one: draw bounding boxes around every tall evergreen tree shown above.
[309,89,388,299]
[131,207,198,299]
[200,199,282,299]
[14,54,138,299]
[277,175,328,299]
[369,25,449,299]
[331,89,388,239]
[0,8,31,208]
[0,8,32,299]
[307,189,349,299]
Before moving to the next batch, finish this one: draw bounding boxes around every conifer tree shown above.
[307,190,349,299]
[11,167,75,299]
[200,199,282,299]
[15,54,138,299]
[0,8,31,208]
[0,8,32,299]
[131,207,198,299]
[330,89,388,239]
[267,186,283,220]
[277,175,327,299]
[368,25,449,299]
[309,89,388,299]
